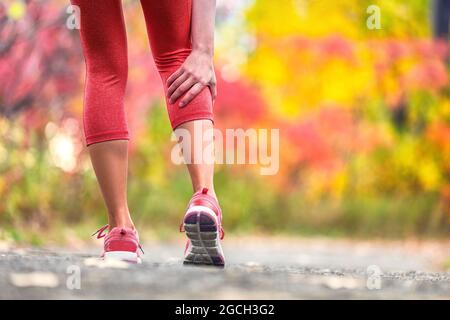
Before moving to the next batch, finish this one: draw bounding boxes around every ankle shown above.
[194,186,217,201]
[109,222,135,230]
[108,211,134,230]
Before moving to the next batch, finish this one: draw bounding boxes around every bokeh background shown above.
[1,0,449,245]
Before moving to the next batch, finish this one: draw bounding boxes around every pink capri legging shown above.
[71,0,213,146]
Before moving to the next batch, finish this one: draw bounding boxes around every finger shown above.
[167,72,189,99]
[170,77,197,103]
[179,83,205,107]
[166,68,184,87]
[206,81,217,105]
[210,83,217,104]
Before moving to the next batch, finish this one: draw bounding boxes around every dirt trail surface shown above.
[0,237,449,299]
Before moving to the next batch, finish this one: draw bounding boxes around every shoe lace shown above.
[92,224,145,254]
[92,224,109,239]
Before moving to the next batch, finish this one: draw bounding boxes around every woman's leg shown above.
[140,0,216,197]
[140,0,223,266]
[71,0,133,229]
[89,141,133,229]
[178,119,216,199]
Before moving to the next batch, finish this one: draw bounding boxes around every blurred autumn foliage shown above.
[1,0,450,242]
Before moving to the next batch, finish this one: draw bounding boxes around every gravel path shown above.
[0,237,449,299]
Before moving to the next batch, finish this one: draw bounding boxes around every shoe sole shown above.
[183,207,225,267]
[104,251,142,264]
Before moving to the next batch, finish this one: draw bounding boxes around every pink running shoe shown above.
[180,188,225,267]
[92,225,144,264]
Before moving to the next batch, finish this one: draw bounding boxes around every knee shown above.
[83,55,129,146]
[153,48,191,73]
[86,54,128,87]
